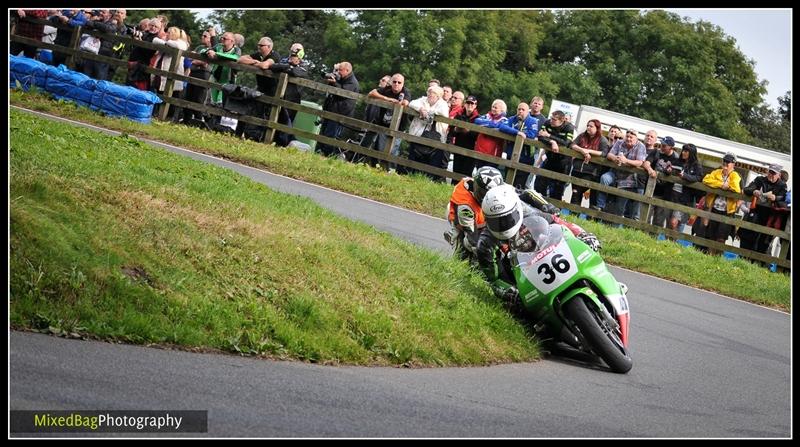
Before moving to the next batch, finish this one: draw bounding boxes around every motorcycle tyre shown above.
[564,296,633,374]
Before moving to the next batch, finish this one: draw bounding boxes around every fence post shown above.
[265,72,289,145]
[777,213,791,272]
[381,102,403,170]
[66,25,83,70]
[157,47,183,121]
[641,174,657,224]
[504,135,525,184]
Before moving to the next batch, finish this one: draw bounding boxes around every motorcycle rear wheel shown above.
[564,296,633,373]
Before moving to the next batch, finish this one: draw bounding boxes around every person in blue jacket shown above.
[498,102,539,188]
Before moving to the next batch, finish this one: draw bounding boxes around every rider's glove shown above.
[577,232,601,252]
[443,226,457,246]
[503,286,520,304]
[541,202,561,215]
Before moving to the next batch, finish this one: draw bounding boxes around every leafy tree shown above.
[745,104,790,154]
[539,10,765,142]
[778,91,791,123]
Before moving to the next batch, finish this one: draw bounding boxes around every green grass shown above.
[10,90,791,312]
[11,109,540,366]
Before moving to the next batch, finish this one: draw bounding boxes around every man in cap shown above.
[739,163,788,253]
[449,95,481,176]
[643,135,680,227]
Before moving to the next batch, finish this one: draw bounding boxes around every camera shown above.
[325,72,340,82]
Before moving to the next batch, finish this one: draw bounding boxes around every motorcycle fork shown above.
[557,288,619,351]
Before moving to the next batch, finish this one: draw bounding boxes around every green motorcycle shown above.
[508,218,632,373]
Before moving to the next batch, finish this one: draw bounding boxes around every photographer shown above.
[642,136,680,227]
[317,61,360,157]
[49,10,87,67]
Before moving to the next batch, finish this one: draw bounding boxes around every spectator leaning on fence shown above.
[699,152,742,251]
[366,73,411,162]
[359,75,392,151]
[449,95,481,177]
[738,163,788,254]
[569,119,610,210]
[126,18,162,91]
[473,99,508,170]
[595,128,647,219]
[498,102,540,188]
[269,43,310,146]
[11,9,49,59]
[316,61,360,157]
[665,143,704,233]
[201,32,239,106]
[49,10,87,67]
[642,135,680,228]
[81,9,121,81]
[182,30,215,123]
[408,85,450,143]
[534,110,575,201]
[151,26,189,120]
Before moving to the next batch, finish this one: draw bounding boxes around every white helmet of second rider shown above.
[481,184,523,240]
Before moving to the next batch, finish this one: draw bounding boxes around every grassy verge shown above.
[10,90,790,311]
[11,109,540,366]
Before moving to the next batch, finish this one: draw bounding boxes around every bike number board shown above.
[518,240,578,294]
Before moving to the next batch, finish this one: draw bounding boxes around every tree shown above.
[744,104,790,154]
[538,10,766,143]
[778,91,791,123]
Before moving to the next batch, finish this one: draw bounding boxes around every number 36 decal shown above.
[537,254,571,284]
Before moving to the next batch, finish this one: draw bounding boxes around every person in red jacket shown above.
[11,9,49,59]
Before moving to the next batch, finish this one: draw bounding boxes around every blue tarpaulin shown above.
[11,55,162,123]
[10,55,48,91]
[44,64,96,107]
[90,80,162,123]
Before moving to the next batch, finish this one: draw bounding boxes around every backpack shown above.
[409,119,441,157]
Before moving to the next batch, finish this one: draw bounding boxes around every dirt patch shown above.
[121,265,155,287]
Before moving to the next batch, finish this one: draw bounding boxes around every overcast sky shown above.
[666,8,791,110]
[193,8,791,110]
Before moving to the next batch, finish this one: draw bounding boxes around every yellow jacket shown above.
[703,168,742,214]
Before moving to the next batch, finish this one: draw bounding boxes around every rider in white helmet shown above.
[478,184,601,304]
[446,166,564,258]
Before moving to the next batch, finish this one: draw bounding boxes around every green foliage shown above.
[778,91,791,122]
[744,104,791,154]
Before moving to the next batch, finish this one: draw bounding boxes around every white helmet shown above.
[481,184,523,240]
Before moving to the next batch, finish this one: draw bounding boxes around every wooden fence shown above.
[10,17,791,270]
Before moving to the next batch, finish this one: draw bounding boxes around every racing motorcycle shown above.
[508,217,632,373]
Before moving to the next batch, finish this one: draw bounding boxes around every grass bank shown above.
[10,109,540,366]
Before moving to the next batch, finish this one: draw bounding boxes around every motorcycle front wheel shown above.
[564,296,633,374]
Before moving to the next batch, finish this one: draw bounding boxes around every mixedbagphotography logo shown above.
[10,410,208,433]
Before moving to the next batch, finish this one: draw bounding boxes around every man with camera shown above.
[317,62,360,157]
